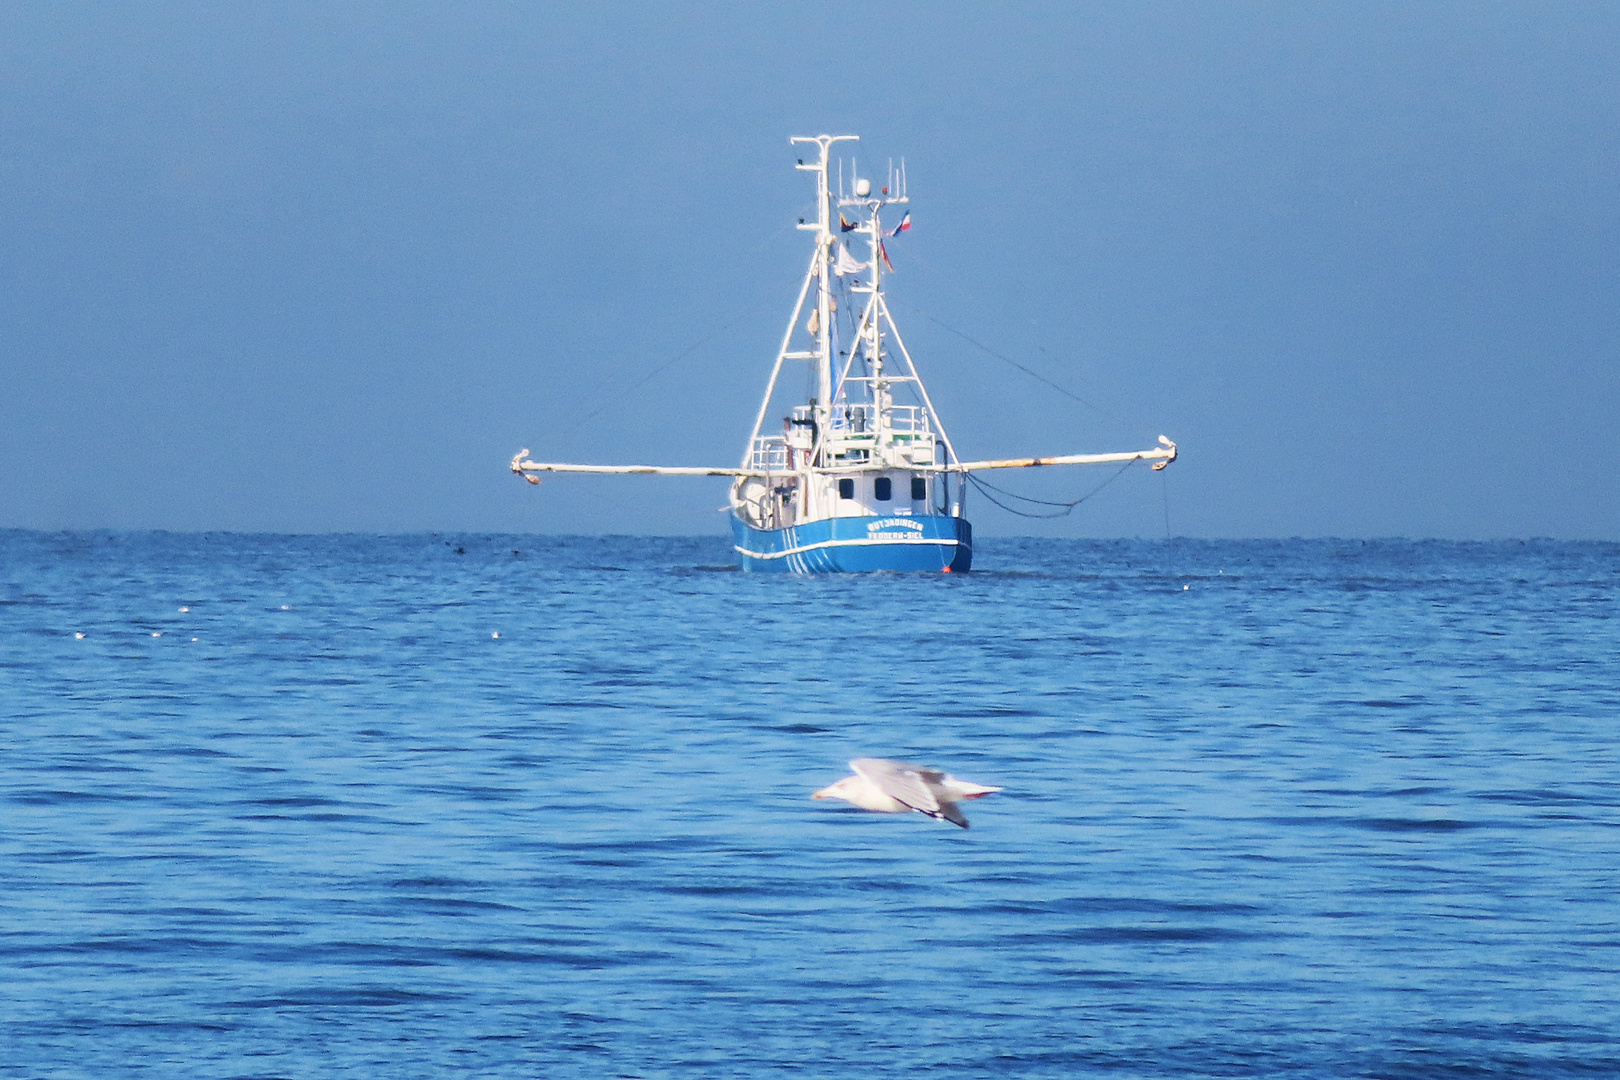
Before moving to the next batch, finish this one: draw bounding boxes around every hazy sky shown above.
[3,3,1616,537]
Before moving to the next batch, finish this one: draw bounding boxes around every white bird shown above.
[813,758,1001,829]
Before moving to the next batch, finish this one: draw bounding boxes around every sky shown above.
[2,2,1616,538]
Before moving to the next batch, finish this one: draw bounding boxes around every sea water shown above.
[2,532,1616,1078]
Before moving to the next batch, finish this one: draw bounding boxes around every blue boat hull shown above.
[731,513,972,573]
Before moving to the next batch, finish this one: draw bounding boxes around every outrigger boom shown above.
[510,435,1177,482]
[953,436,1178,473]
[510,133,1178,572]
[509,451,758,481]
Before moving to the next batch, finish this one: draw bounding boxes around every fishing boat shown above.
[511,134,1177,573]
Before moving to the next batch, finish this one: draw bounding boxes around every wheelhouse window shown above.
[838,478,855,500]
[873,477,892,501]
[911,476,927,500]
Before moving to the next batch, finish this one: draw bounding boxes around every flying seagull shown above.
[812,758,1001,828]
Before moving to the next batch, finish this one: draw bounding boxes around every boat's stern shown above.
[731,512,971,574]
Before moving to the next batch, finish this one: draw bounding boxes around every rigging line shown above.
[970,467,1127,507]
[967,461,1137,519]
[893,298,1124,425]
[549,309,757,441]
[541,221,801,444]
[890,254,1160,443]
[887,299,1114,417]
[1161,469,1171,540]
[898,247,1114,397]
[967,477,1080,519]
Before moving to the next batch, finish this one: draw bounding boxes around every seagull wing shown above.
[850,759,969,827]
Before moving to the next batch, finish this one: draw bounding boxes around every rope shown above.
[1162,470,1172,538]
[543,221,800,443]
[966,460,1137,519]
[888,255,1159,444]
[896,299,1116,419]
[555,311,755,439]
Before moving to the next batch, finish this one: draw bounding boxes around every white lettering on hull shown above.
[735,535,958,561]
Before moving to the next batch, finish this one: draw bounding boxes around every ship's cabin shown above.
[832,471,944,516]
[735,399,961,530]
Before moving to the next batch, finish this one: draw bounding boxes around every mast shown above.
[810,142,834,413]
[741,135,856,468]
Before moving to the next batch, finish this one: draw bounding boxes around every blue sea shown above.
[2,531,1617,1078]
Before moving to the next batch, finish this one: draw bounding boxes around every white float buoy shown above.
[179,606,189,613]
[74,632,85,640]
[152,632,162,637]
[491,631,500,639]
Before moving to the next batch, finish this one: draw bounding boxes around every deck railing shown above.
[755,405,938,470]
[748,437,791,472]
[829,404,932,436]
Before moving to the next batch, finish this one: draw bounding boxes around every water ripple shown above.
[1,532,1617,1077]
